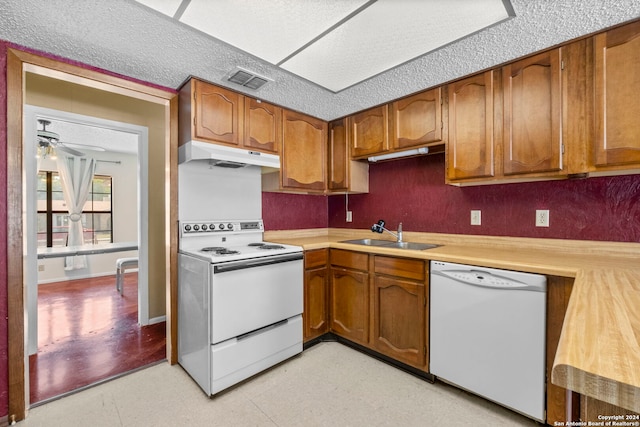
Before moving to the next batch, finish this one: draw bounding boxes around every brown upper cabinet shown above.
[447,19,640,185]
[447,71,496,181]
[350,90,446,160]
[328,118,369,193]
[180,79,244,147]
[593,20,640,171]
[391,88,444,150]
[447,48,567,185]
[244,98,282,154]
[350,105,390,159]
[264,110,327,193]
[502,49,564,176]
[179,78,280,155]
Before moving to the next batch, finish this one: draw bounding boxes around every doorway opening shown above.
[6,48,177,421]
[23,107,164,404]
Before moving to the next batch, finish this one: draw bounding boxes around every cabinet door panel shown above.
[328,118,348,190]
[244,98,281,154]
[305,267,329,341]
[503,49,563,175]
[594,20,640,166]
[392,88,442,150]
[351,106,389,158]
[194,80,243,145]
[373,275,426,368]
[281,111,326,191]
[330,267,369,345]
[448,71,495,180]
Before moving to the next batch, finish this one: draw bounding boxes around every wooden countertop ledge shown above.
[265,228,640,412]
[552,269,640,413]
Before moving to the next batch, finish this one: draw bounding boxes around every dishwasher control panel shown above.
[430,261,546,292]
[439,270,527,288]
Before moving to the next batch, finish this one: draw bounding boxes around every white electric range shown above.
[178,219,304,396]
[177,153,305,396]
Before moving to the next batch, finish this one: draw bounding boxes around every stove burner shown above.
[201,247,226,252]
[216,249,239,255]
[259,244,285,250]
[248,243,265,247]
[201,247,240,256]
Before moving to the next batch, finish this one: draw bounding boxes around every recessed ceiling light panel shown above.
[134,0,184,17]
[179,0,370,64]
[280,0,512,92]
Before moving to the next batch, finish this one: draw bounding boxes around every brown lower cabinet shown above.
[303,249,608,425]
[372,256,428,370]
[303,249,329,341]
[329,249,370,346]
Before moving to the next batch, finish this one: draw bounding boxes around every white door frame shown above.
[24,105,150,355]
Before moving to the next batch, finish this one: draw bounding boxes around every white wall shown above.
[37,150,139,283]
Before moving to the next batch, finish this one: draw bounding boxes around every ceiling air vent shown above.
[226,67,272,91]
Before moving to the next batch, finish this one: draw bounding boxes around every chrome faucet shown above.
[371,220,403,243]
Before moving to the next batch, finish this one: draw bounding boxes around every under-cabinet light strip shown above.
[367,147,429,162]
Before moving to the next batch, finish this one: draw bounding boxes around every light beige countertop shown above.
[265,228,640,413]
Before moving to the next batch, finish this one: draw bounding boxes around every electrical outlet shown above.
[536,210,550,227]
[346,211,353,222]
[470,210,481,226]
[38,264,45,272]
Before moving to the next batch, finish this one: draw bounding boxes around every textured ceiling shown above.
[137,0,512,92]
[1,0,640,121]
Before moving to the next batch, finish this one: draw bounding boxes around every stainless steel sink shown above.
[340,238,397,247]
[383,241,440,250]
[340,239,440,251]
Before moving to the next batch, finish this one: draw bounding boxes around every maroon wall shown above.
[262,192,328,230]
[1,40,10,418]
[328,153,640,242]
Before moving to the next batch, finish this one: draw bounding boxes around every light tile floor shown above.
[21,342,541,426]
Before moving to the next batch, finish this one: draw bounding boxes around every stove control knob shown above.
[218,224,225,230]
[201,224,208,231]
[208,224,216,231]
[227,223,233,230]
[184,224,192,232]
[193,224,200,231]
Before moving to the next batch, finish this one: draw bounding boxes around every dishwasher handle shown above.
[431,269,546,292]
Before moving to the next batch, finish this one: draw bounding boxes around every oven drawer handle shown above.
[214,253,303,273]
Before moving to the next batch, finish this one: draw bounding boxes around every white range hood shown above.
[179,140,280,169]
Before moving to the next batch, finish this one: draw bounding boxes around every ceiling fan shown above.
[37,119,86,157]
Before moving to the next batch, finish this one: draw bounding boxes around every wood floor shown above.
[29,273,166,404]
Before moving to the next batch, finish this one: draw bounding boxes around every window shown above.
[37,171,113,248]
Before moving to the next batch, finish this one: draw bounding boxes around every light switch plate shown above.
[470,210,481,226]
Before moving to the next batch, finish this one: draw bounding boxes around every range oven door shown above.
[210,252,303,344]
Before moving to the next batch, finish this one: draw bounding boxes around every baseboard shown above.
[37,270,128,285]
[0,414,9,427]
[308,333,435,383]
[148,315,166,325]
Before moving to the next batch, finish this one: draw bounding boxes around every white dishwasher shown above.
[430,261,547,422]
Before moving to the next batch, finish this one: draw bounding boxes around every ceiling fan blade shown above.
[62,142,106,152]
[54,144,86,157]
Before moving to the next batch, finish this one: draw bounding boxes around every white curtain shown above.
[56,154,97,270]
